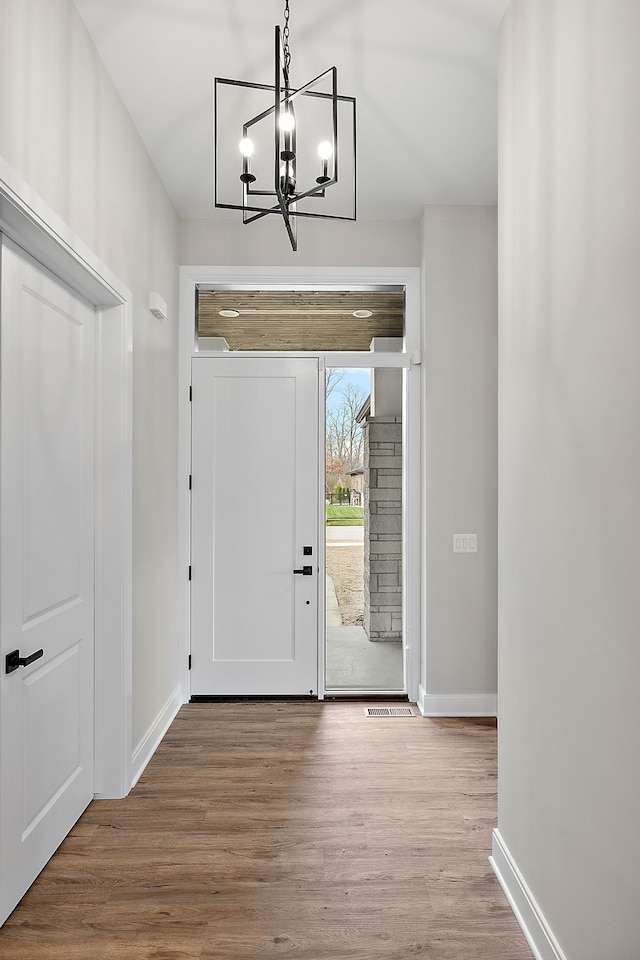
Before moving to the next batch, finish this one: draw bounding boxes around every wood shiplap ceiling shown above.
[197,290,404,352]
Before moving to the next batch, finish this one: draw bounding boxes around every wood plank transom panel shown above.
[197,289,405,351]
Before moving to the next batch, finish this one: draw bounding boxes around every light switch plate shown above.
[453,534,477,553]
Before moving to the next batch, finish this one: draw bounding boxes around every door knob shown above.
[5,648,44,674]
[292,565,313,576]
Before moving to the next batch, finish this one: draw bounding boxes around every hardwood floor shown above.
[0,702,533,959]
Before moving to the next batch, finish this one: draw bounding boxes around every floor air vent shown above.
[364,706,416,717]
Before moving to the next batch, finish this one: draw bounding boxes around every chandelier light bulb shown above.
[316,139,333,185]
[279,110,295,132]
[239,137,256,185]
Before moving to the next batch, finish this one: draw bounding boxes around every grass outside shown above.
[326,505,364,526]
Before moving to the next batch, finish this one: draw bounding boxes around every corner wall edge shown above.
[490,829,568,960]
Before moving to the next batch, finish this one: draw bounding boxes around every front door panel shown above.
[190,357,318,695]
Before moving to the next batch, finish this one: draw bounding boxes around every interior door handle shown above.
[5,648,44,674]
[293,566,313,576]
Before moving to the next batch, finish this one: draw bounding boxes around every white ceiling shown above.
[72,0,509,222]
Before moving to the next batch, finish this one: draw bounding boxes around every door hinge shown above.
[189,474,192,490]
[188,654,192,670]
[188,565,192,581]
[189,385,192,401]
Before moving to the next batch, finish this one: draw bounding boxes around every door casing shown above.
[178,265,422,702]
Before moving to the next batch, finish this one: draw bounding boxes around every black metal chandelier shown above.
[214,0,357,251]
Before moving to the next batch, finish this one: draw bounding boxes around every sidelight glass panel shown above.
[324,367,404,692]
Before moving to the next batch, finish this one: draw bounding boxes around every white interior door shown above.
[0,237,95,924]
[190,356,318,695]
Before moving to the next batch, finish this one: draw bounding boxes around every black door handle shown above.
[5,648,44,674]
[293,565,313,576]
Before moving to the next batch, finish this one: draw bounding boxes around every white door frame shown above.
[179,265,422,702]
[0,159,133,799]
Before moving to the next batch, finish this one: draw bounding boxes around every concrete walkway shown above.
[324,575,403,691]
[325,575,342,627]
[326,624,403,691]
[325,524,364,543]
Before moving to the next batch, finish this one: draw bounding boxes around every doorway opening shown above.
[324,366,404,693]
[181,267,421,704]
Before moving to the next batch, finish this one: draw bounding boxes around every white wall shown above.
[183,210,498,713]
[0,0,181,757]
[421,205,498,715]
[180,216,421,267]
[498,2,640,957]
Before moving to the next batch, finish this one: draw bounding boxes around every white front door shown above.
[0,238,95,924]
[190,357,318,696]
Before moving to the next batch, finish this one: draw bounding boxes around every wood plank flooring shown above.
[0,702,533,959]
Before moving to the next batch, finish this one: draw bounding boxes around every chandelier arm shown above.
[243,207,276,224]
[281,202,297,251]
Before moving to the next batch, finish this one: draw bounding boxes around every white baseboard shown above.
[128,686,183,789]
[417,686,497,717]
[490,829,568,960]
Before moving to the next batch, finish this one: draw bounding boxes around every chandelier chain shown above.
[282,0,291,77]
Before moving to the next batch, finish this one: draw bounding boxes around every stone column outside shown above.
[363,416,402,641]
